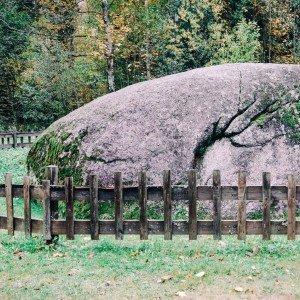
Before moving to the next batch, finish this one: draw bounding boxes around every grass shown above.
[0,148,29,183]
[0,234,299,299]
[0,148,299,299]
[0,148,43,219]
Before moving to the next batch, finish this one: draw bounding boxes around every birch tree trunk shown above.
[102,0,115,92]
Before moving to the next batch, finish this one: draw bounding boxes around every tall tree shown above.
[0,0,35,129]
[102,0,115,92]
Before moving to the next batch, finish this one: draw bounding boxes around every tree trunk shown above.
[102,0,115,92]
[145,0,151,80]
[293,1,300,62]
[268,0,272,63]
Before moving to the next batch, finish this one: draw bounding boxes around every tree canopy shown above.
[0,0,299,130]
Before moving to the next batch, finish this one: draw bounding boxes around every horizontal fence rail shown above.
[0,166,299,242]
[0,131,41,149]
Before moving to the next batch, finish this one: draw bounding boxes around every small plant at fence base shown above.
[0,166,298,243]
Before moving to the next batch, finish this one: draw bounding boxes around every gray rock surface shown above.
[34,63,300,186]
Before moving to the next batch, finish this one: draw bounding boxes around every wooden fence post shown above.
[23,176,31,237]
[46,165,59,241]
[89,174,99,240]
[139,171,148,240]
[262,172,271,240]
[42,180,51,242]
[237,171,247,240]
[188,169,197,240]
[287,174,296,240]
[12,133,17,148]
[213,170,222,240]
[163,170,172,240]
[114,172,124,240]
[5,173,14,235]
[65,177,74,240]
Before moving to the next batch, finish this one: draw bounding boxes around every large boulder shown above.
[28,63,300,187]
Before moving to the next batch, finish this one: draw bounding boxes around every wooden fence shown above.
[0,131,41,149]
[0,166,299,242]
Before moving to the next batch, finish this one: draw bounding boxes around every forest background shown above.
[0,0,299,130]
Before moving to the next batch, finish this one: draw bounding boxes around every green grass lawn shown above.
[0,148,29,183]
[0,148,299,299]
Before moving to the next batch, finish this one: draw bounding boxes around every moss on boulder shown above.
[27,131,84,183]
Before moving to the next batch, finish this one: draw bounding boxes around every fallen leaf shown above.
[68,268,79,276]
[130,251,139,257]
[104,281,111,287]
[88,253,94,259]
[218,241,227,248]
[13,250,25,260]
[52,252,64,258]
[157,275,173,283]
[193,250,201,259]
[252,245,259,255]
[234,286,244,292]
[195,271,205,278]
[175,291,187,297]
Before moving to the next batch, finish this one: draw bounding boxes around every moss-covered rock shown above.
[27,130,85,184]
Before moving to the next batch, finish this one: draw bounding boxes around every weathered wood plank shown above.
[65,177,74,240]
[42,180,51,242]
[5,173,14,235]
[12,133,17,148]
[139,171,148,240]
[163,170,172,240]
[89,174,99,240]
[114,172,124,240]
[287,174,296,240]
[46,165,59,242]
[1,216,298,235]
[46,165,59,219]
[23,176,31,237]
[0,184,296,203]
[188,169,197,240]
[237,171,247,240]
[213,170,222,240]
[262,172,271,240]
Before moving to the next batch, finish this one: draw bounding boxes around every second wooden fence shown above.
[0,131,41,149]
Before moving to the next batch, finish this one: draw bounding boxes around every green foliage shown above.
[0,0,35,129]
[1,0,299,131]
[210,19,262,64]
[280,91,300,141]
[159,0,215,73]
[16,45,106,130]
